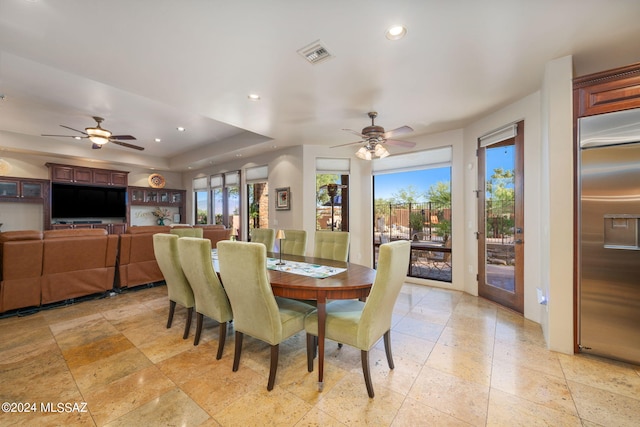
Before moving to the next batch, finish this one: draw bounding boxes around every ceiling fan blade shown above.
[342,128,366,138]
[41,134,85,138]
[59,125,88,135]
[91,143,102,149]
[383,125,413,139]
[331,140,364,148]
[386,139,416,148]
[110,139,145,151]
[110,134,137,140]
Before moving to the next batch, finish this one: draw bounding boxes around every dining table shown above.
[212,250,377,389]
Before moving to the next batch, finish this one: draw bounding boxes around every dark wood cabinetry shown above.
[574,62,640,117]
[0,177,47,201]
[47,163,128,186]
[46,163,130,233]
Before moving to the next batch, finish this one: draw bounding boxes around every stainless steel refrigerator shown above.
[578,108,640,365]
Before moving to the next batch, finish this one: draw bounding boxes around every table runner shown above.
[211,249,345,279]
[266,258,346,278]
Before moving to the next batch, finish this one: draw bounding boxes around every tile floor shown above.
[1,283,639,426]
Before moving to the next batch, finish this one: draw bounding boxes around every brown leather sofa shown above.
[41,228,118,304]
[0,230,44,313]
[194,224,231,248]
[117,225,171,289]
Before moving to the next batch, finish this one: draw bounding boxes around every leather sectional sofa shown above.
[0,228,118,312]
[0,224,231,313]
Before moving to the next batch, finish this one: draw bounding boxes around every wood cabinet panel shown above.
[574,63,640,117]
[47,163,128,186]
[0,177,46,201]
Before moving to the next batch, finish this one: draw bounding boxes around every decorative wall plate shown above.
[148,173,166,188]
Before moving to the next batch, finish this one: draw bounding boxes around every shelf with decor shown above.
[129,186,186,226]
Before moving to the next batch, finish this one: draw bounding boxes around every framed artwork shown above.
[275,187,290,210]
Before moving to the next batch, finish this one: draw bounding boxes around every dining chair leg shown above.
[361,350,375,398]
[183,307,193,339]
[232,331,243,372]
[383,330,394,369]
[167,300,176,328]
[194,312,204,345]
[306,334,314,372]
[267,344,279,391]
[216,321,227,360]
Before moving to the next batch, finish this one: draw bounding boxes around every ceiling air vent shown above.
[297,40,334,65]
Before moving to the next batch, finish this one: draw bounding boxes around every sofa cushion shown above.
[44,228,107,239]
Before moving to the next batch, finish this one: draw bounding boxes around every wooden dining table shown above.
[266,253,376,389]
[212,250,376,388]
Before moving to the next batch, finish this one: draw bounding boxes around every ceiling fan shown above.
[333,111,415,159]
[42,116,144,151]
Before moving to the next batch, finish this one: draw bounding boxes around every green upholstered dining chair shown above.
[313,230,350,262]
[170,227,204,238]
[217,240,315,391]
[250,228,275,252]
[153,233,195,339]
[280,229,307,256]
[177,237,233,358]
[304,240,411,398]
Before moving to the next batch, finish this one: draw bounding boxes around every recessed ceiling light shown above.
[385,25,407,40]
[74,136,82,140]
[154,138,161,142]
[235,153,243,157]
[176,127,186,132]
[248,93,261,101]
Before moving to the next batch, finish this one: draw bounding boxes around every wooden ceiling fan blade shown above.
[111,140,145,151]
[41,134,84,138]
[331,140,364,148]
[342,128,366,138]
[386,139,416,148]
[59,125,88,135]
[110,135,137,140]
[383,125,413,139]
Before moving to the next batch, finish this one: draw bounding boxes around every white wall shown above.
[540,55,575,354]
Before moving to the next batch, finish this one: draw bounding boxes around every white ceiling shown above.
[1,0,639,172]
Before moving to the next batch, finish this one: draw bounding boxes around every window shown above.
[315,158,350,232]
[372,147,452,282]
[210,175,224,225]
[193,176,208,224]
[246,165,269,233]
[224,172,240,236]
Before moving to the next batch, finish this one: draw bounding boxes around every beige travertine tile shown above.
[490,359,578,417]
[493,338,565,379]
[407,366,489,426]
[568,380,640,427]
[294,407,347,426]
[315,372,405,426]
[392,314,445,342]
[426,343,493,386]
[213,385,312,426]
[81,365,176,425]
[558,353,640,401]
[70,346,152,392]
[438,325,496,357]
[486,388,581,426]
[103,388,210,427]
[2,282,638,426]
[392,396,473,426]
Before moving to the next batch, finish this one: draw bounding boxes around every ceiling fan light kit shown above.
[42,116,144,151]
[337,111,415,160]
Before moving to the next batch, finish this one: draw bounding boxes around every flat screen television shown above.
[51,183,127,219]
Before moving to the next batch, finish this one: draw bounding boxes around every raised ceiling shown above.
[1,0,639,171]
